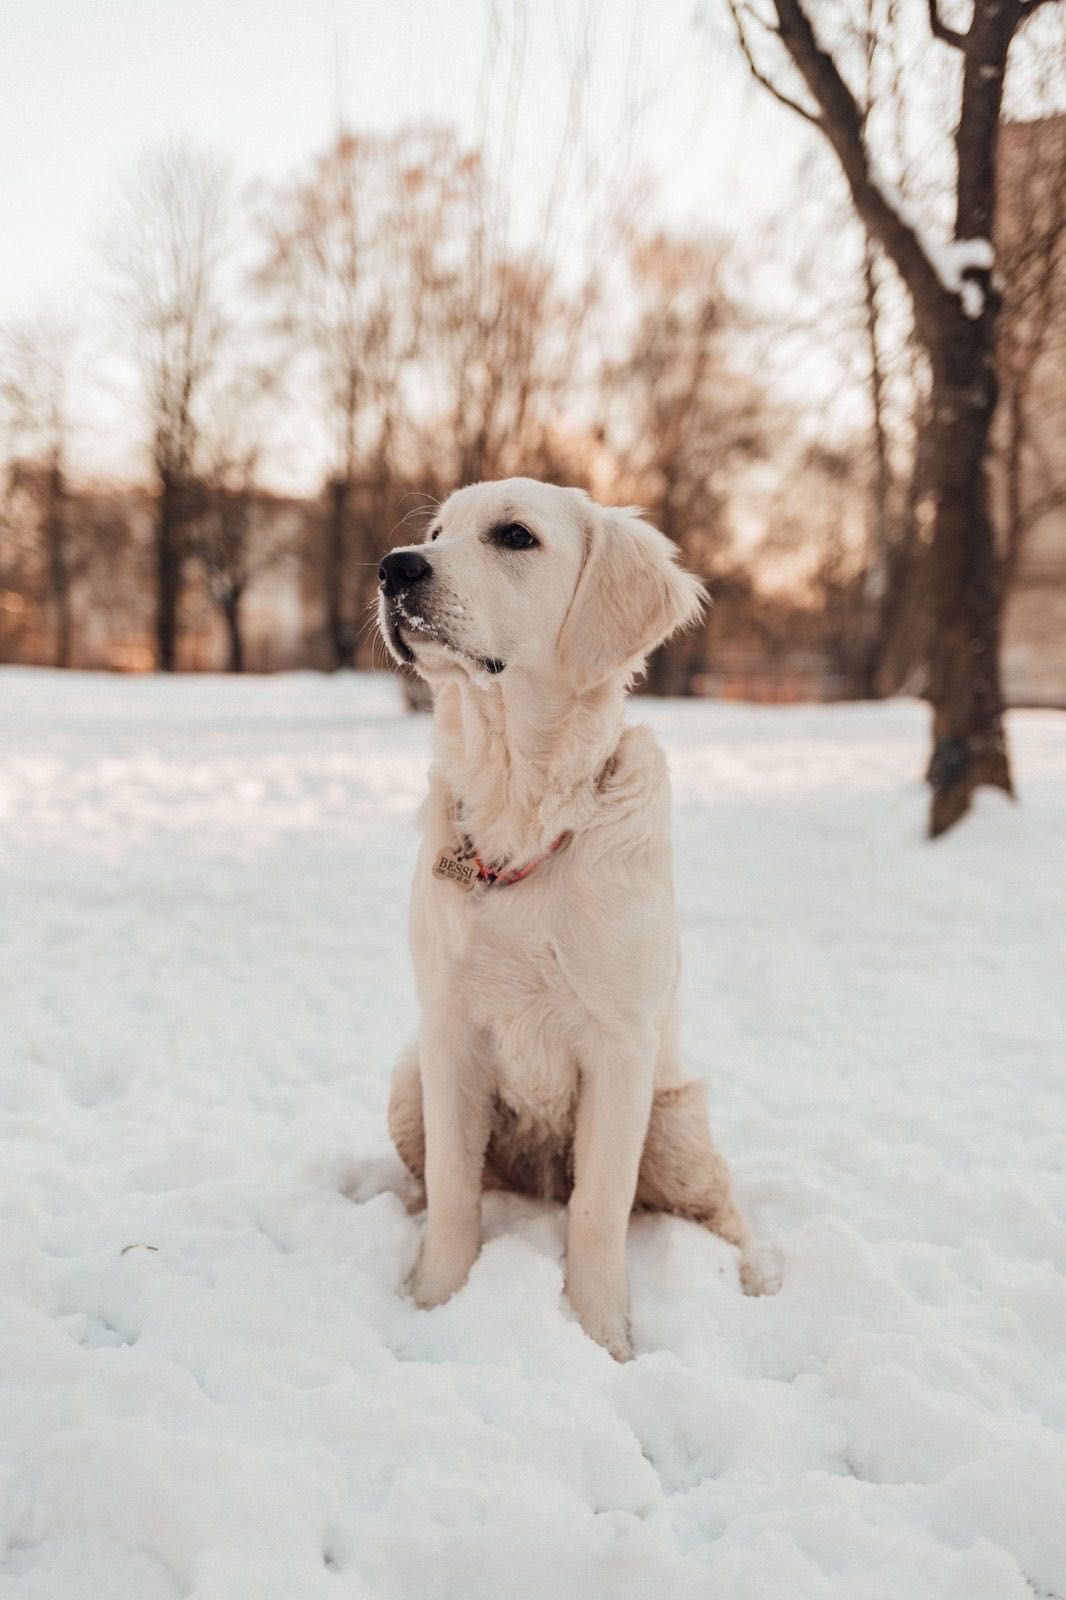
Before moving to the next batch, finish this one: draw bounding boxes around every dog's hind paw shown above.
[739,1239,784,1297]
[565,1268,633,1360]
[336,1155,425,1214]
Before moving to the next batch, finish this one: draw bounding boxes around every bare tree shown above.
[846,241,938,700]
[186,362,292,672]
[257,129,445,668]
[104,142,233,670]
[725,0,1062,834]
[191,462,287,674]
[429,239,571,488]
[422,4,650,493]
[604,234,769,694]
[848,4,930,699]
[259,116,605,669]
[0,466,38,663]
[705,20,929,705]
[0,317,80,665]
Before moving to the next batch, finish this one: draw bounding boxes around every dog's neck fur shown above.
[431,669,626,867]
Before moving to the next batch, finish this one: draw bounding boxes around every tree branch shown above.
[926,0,967,49]
[724,0,822,127]
[766,0,949,337]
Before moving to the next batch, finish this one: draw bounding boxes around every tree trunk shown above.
[924,319,1013,837]
[921,0,1019,837]
[643,481,698,697]
[222,588,244,673]
[325,475,356,670]
[867,519,916,695]
[644,637,696,697]
[1000,378,1026,597]
[44,457,72,669]
[643,644,671,696]
[156,472,181,672]
[860,376,931,697]
[856,240,893,699]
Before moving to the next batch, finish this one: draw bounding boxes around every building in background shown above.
[997,116,1066,708]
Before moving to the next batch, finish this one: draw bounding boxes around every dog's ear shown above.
[557,504,706,689]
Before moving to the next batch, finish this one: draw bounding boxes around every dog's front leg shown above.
[566,1039,655,1360]
[409,1023,491,1310]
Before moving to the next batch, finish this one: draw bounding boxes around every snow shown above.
[872,169,994,318]
[925,237,995,319]
[2,669,1064,1600]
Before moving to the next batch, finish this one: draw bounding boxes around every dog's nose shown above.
[378,549,432,598]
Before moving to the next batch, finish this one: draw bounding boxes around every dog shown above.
[377,478,756,1359]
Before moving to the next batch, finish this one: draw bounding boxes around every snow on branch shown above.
[735,0,1001,328]
[927,237,995,317]
[766,0,950,325]
[871,173,995,317]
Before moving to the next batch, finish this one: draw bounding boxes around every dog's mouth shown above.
[382,604,415,664]
[384,598,504,676]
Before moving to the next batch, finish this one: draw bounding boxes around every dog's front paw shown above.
[565,1269,632,1361]
[407,1245,475,1309]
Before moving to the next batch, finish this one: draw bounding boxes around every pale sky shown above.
[0,0,824,487]
[1,0,800,301]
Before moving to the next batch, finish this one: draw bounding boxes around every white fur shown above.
[379,478,754,1360]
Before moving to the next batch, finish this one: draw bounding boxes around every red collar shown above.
[443,745,621,893]
[472,831,569,887]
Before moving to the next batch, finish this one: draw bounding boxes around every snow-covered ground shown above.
[2,669,1064,1600]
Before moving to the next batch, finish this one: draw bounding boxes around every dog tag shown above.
[432,849,477,892]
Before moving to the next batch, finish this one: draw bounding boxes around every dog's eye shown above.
[494,522,538,551]
[428,525,442,543]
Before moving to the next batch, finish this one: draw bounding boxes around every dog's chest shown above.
[436,883,579,1132]
[487,964,578,1135]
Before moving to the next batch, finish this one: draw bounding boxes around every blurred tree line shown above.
[1,45,1063,728]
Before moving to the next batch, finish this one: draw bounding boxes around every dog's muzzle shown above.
[378,549,432,598]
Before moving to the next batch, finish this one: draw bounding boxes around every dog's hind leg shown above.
[483,1099,574,1202]
[387,1044,427,1211]
[389,1047,558,1201]
[636,1080,767,1294]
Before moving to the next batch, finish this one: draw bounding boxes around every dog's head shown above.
[377,478,704,693]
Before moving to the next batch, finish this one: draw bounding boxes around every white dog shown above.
[378,478,756,1359]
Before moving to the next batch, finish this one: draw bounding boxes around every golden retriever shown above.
[377,478,756,1359]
